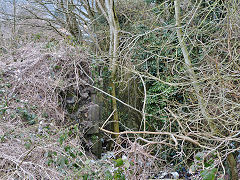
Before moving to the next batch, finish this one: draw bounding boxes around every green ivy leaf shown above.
[64,145,71,152]
[200,168,217,180]
[105,170,113,180]
[195,152,204,161]
[59,133,67,145]
[47,159,54,166]
[115,158,124,167]
[24,143,31,149]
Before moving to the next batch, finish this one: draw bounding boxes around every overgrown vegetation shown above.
[1,0,240,179]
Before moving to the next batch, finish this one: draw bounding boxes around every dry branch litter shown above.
[0,42,93,179]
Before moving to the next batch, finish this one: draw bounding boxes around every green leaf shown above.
[72,163,79,168]
[59,133,67,145]
[64,145,71,152]
[115,158,124,167]
[24,143,31,149]
[105,170,113,180]
[47,159,54,166]
[24,139,32,149]
[28,119,36,125]
[200,168,217,180]
[57,156,68,168]
[68,129,73,136]
[195,152,204,161]
[69,152,76,158]
[78,151,83,156]
[82,174,89,180]
[0,135,6,142]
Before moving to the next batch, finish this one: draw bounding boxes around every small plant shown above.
[189,151,218,180]
[33,33,42,41]
[45,127,84,173]
[16,107,37,125]
[45,40,58,49]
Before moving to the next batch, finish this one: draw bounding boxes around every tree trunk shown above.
[174,0,217,133]
[227,153,238,180]
[105,0,120,138]
[174,2,238,179]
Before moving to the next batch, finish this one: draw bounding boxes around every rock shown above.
[86,104,100,134]
[66,95,76,104]
[89,134,102,159]
[84,104,102,158]
[80,92,89,99]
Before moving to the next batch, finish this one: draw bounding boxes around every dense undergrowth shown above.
[1,0,240,179]
[0,40,159,179]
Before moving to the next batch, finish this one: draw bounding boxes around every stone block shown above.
[86,104,100,134]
